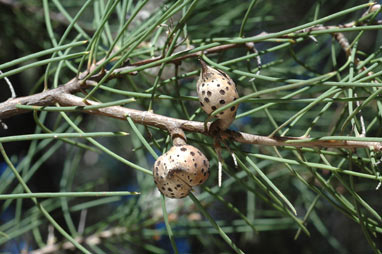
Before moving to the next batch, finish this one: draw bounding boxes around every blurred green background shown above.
[1,0,382,253]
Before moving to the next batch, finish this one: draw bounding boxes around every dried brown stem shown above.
[119,20,382,72]
[111,43,244,76]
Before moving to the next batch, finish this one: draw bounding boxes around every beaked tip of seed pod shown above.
[198,58,208,71]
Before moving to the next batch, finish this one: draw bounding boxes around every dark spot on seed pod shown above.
[199,180,203,184]
[202,83,205,87]
[168,188,172,192]
[204,97,209,103]
[217,84,220,87]
[202,91,205,95]
[200,102,204,107]
[189,179,193,182]
[201,168,205,173]
[194,163,197,168]
[157,160,161,166]
[181,193,185,196]
[225,87,229,91]
[220,89,225,95]
[211,106,216,111]
[177,184,181,188]
[207,91,212,96]
[231,106,236,111]
[181,147,187,151]
[234,97,237,100]
[161,187,165,190]
[190,151,195,156]
[220,100,225,104]
[204,172,207,176]
[177,154,179,157]
[203,160,207,166]
[160,176,164,179]
[198,151,202,155]
[154,180,157,184]
[228,81,232,85]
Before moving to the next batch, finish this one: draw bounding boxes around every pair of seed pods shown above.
[153,60,239,198]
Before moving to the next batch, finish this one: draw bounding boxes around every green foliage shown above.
[1,0,382,253]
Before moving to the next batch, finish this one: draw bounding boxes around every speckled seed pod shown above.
[196,60,239,130]
[153,145,210,199]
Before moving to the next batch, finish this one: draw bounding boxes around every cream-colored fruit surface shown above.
[196,60,239,130]
[153,145,210,199]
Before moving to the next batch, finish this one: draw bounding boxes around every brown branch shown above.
[118,20,382,72]
[56,94,382,150]
[2,83,381,150]
[0,77,88,119]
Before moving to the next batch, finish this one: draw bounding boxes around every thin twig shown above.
[77,209,87,235]
[115,20,382,73]
[246,42,262,82]
[0,69,16,129]
[0,70,16,99]
[355,93,367,137]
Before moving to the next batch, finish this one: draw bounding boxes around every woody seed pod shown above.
[153,144,210,199]
[196,60,239,130]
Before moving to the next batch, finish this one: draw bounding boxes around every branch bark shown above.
[1,81,381,150]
